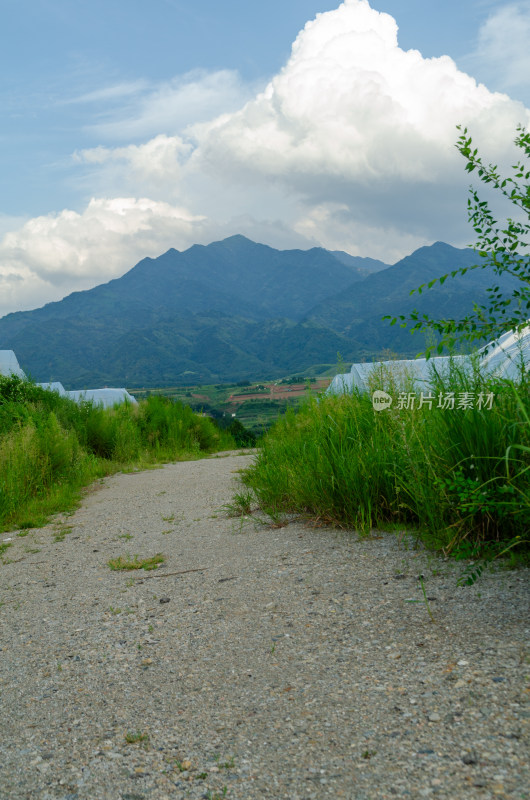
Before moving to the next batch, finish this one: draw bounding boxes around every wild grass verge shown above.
[241,362,530,560]
[0,375,235,532]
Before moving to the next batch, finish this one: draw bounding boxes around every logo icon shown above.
[372,390,392,411]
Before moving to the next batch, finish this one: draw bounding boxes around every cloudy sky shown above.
[1,0,529,318]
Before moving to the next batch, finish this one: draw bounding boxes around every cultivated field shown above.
[130,375,334,434]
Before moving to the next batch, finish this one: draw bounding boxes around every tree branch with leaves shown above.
[385,125,530,356]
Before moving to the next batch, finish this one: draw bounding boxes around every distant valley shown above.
[0,235,516,388]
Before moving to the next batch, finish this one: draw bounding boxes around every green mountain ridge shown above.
[0,236,516,387]
[306,241,519,353]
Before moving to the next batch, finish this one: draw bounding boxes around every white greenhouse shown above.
[37,382,67,395]
[0,350,26,379]
[2,351,137,407]
[328,324,530,395]
[67,388,138,408]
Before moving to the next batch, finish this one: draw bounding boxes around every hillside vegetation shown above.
[0,375,234,534]
[0,236,517,388]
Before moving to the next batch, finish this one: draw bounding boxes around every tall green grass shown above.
[242,361,530,555]
[0,376,235,532]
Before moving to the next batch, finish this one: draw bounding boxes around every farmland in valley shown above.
[130,374,334,435]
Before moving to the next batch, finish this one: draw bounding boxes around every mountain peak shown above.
[221,234,254,244]
[0,237,488,388]
[183,234,262,258]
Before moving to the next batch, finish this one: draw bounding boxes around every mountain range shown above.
[0,235,516,388]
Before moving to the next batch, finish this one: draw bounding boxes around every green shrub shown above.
[227,418,256,448]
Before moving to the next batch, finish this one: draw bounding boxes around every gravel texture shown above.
[0,451,528,800]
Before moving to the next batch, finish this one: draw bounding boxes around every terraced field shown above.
[130,376,333,435]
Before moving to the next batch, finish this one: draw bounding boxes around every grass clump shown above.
[125,730,150,747]
[222,491,254,517]
[0,375,235,533]
[53,525,73,542]
[241,362,530,558]
[107,553,165,571]
[0,541,12,558]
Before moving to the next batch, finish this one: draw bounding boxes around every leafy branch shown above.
[384,125,530,356]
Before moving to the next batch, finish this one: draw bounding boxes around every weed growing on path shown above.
[405,575,436,623]
[222,491,254,517]
[107,554,165,571]
[0,542,12,558]
[206,786,228,799]
[53,525,73,542]
[125,731,149,748]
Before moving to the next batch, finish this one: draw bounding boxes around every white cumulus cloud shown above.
[1,0,529,318]
[194,0,527,189]
[183,0,528,251]
[0,198,207,317]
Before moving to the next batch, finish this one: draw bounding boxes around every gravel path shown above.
[0,451,528,800]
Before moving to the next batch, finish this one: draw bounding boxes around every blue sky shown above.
[1,0,529,316]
